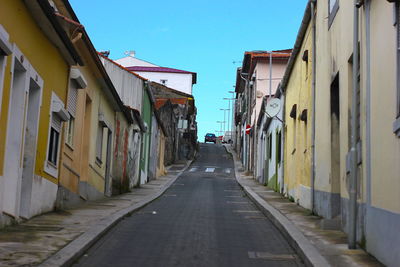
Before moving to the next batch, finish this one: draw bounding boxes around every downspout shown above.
[269,52,273,100]
[310,0,317,214]
[365,0,371,214]
[280,85,286,194]
[239,73,249,170]
[349,0,361,249]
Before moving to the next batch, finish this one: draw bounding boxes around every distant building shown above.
[115,54,197,95]
[234,50,291,173]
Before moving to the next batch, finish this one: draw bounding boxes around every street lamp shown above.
[264,50,291,99]
[216,121,224,136]
[224,93,235,135]
[219,109,229,133]
[217,121,224,141]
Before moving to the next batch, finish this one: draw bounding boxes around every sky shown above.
[69,0,308,140]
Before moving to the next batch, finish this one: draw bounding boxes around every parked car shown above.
[204,133,216,143]
[222,131,233,144]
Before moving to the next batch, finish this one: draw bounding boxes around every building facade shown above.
[0,0,80,222]
[281,4,314,210]
[234,50,290,174]
[116,54,197,95]
[313,1,400,265]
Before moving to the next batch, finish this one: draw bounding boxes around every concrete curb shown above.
[39,160,193,267]
[225,146,330,267]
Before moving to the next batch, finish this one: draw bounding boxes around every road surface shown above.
[73,144,303,267]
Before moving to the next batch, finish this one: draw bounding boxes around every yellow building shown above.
[312,0,400,265]
[281,2,314,210]
[51,1,135,206]
[0,0,81,223]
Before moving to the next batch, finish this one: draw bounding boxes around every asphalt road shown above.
[73,144,303,267]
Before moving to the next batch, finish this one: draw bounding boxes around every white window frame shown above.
[96,122,104,165]
[65,68,87,147]
[65,117,75,147]
[44,92,69,178]
[0,24,12,116]
[96,112,111,165]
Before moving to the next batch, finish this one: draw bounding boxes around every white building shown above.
[115,53,196,95]
[256,95,284,192]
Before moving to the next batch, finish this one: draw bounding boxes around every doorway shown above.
[19,78,42,218]
[4,50,42,218]
[330,73,341,218]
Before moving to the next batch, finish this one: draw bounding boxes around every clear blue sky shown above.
[69,0,308,139]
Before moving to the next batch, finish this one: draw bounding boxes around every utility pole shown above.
[217,121,224,136]
[224,95,235,134]
[220,108,229,134]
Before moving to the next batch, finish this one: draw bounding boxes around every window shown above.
[66,81,78,146]
[66,68,87,145]
[251,72,256,107]
[268,133,272,160]
[66,117,75,146]
[96,123,104,164]
[328,0,339,28]
[45,93,69,177]
[47,112,62,167]
[160,79,167,86]
[277,130,282,164]
[394,3,400,137]
[0,24,12,115]
[48,127,60,165]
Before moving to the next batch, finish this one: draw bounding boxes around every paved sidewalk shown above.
[0,161,192,267]
[225,145,383,267]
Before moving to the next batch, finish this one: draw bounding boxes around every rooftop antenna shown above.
[124,50,136,57]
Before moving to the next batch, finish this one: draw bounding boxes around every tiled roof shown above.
[242,49,293,75]
[155,98,188,109]
[127,66,197,84]
[244,49,292,59]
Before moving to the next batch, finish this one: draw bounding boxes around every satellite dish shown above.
[265,98,281,118]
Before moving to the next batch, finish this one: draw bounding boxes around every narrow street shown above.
[73,144,303,267]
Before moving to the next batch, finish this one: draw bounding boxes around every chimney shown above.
[125,50,136,57]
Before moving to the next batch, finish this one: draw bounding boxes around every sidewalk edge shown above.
[39,159,193,267]
[226,146,330,267]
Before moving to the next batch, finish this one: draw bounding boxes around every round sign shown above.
[245,124,251,135]
[265,98,281,118]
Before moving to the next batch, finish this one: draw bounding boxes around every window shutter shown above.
[68,85,78,117]
[52,113,62,132]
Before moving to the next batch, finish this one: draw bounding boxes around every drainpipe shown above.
[310,0,317,214]
[269,52,273,100]
[349,0,361,249]
[280,84,286,194]
[239,73,249,170]
[365,0,371,212]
